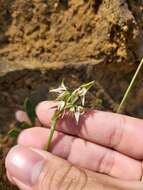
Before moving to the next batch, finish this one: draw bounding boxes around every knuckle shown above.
[98,149,115,175]
[37,162,88,190]
[57,166,88,190]
[108,115,125,148]
[58,166,88,190]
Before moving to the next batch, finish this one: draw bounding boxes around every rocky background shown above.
[0,0,143,63]
[0,0,143,114]
[0,1,143,189]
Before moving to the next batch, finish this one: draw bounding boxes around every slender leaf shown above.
[24,98,36,125]
[8,128,21,138]
[19,122,32,130]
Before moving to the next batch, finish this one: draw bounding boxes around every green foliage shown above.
[1,98,35,140]
[8,128,20,138]
[19,122,32,130]
[7,122,31,138]
[24,98,36,125]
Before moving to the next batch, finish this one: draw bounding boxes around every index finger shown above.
[36,101,143,160]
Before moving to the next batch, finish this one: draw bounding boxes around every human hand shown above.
[5,101,143,190]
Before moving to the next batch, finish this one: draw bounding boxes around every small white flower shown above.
[74,111,80,124]
[50,86,66,94]
[50,80,67,94]
[58,101,65,111]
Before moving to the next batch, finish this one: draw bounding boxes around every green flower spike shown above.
[45,80,95,150]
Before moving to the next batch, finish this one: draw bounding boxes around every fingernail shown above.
[6,145,45,186]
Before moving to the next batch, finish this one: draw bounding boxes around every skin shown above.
[5,101,143,190]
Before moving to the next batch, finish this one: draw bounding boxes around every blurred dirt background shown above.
[0,0,143,189]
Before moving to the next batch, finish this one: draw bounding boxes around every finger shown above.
[15,111,31,125]
[15,111,42,126]
[5,146,143,190]
[35,101,143,160]
[18,127,142,180]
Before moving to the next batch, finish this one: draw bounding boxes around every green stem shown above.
[117,58,143,113]
[44,117,59,150]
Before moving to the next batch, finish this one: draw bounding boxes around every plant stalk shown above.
[44,117,59,150]
[117,58,143,113]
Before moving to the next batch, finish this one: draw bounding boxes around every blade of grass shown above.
[117,58,143,113]
[24,98,36,125]
[8,128,21,138]
[19,122,32,129]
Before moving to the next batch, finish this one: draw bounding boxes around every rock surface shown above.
[0,0,142,64]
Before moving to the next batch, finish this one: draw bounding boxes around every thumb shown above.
[5,145,92,190]
[5,145,143,190]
